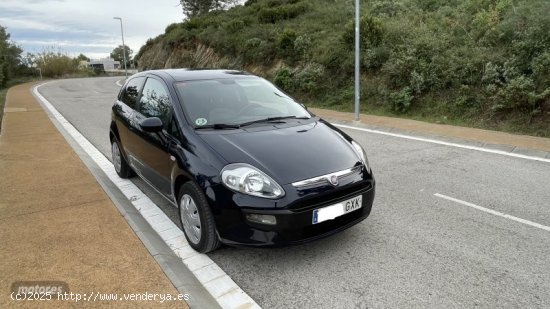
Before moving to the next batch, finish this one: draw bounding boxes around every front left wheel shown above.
[178,181,220,253]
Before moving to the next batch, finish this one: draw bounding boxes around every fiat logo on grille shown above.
[329,175,339,186]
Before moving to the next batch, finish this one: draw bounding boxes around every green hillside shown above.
[135,0,550,136]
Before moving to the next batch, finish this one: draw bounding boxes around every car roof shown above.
[136,69,254,82]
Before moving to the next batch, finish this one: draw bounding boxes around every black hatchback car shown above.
[110,69,375,252]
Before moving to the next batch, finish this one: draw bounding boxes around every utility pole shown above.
[354,0,361,121]
[113,17,128,78]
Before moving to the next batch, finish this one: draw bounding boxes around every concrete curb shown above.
[32,82,261,309]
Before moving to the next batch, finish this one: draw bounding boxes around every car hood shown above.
[198,120,361,185]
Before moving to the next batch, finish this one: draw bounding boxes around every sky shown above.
[0,0,184,60]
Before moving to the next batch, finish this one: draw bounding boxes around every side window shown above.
[120,77,145,109]
[139,78,173,130]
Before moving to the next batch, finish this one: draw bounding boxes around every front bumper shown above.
[209,172,375,247]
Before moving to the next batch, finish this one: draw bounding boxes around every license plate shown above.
[312,195,363,224]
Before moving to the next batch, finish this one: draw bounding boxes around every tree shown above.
[76,53,89,62]
[180,0,240,18]
[110,45,133,68]
[0,25,23,87]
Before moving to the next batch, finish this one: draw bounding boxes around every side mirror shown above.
[139,117,163,133]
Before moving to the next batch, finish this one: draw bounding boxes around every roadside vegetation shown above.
[136,0,550,137]
[0,25,104,131]
[0,26,37,131]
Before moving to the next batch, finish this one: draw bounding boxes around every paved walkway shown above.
[0,83,187,308]
[311,108,550,155]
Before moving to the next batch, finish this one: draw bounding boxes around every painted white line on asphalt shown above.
[115,79,125,87]
[334,123,550,163]
[434,193,550,232]
[33,83,261,309]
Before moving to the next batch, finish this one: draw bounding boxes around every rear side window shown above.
[120,77,145,109]
[139,78,173,130]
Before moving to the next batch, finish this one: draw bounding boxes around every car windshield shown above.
[174,77,311,127]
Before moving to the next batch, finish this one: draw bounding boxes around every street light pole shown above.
[113,17,128,78]
[354,0,360,121]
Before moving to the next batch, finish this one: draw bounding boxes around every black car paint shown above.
[111,69,375,246]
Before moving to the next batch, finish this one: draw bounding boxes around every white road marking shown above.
[434,193,550,232]
[33,83,261,309]
[115,79,125,87]
[334,123,550,163]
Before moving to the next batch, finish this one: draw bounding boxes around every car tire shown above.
[178,181,220,253]
[111,137,133,178]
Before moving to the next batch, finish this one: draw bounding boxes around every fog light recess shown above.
[246,214,277,225]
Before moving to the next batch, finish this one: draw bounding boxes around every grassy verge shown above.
[0,77,38,133]
[307,100,550,138]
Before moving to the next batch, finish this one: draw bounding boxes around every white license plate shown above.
[312,195,363,224]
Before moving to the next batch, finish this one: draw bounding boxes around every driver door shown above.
[127,77,175,195]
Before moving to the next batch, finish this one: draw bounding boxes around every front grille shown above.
[292,166,361,189]
[289,180,372,211]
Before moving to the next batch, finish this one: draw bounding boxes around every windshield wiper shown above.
[239,115,310,127]
[273,92,292,100]
[195,116,311,130]
[195,123,241,130]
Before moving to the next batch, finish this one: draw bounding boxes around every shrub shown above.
[389,87,413,113]
[381,49,415,89]
[409,70,426,95]
[481,62,502,86]
[318,42,354,76]
[165,24,187,45]
[531,52,550,86]
[227,20,245,32]
[274,67,294,91]
[294,63,325,93]
[293,35,312,60]
[342,16,384,49]
[165,23,180,34]
[370,0,406,17]
[184,17,209,30]
[34,50,80,77]
[243,38,275,63]
[494,76,536,111]
[363,46,389,70]
[258,2,308,23]
[276,29,297,58]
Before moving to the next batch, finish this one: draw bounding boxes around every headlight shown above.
[351,140,371,173]
[221,163,285,199]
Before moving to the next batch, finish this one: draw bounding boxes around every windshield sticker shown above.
[195,118,207,126]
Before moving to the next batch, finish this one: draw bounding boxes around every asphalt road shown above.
[39,77,550,308]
